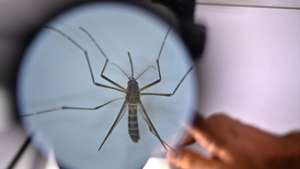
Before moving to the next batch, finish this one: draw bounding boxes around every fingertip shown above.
[166,148,184,168]
[167,148,216,169]
[166,149,178,165]
[166,148,179,159]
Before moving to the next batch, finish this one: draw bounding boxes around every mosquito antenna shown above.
[45,26,85,52]
[157,27,171,60]
[110,62,130,79]
[78,26,108,60]
[136,65,156,80]
[127,51,134,77]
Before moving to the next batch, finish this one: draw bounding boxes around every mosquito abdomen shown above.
[128,104,140,142]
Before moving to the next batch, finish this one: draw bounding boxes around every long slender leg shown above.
[139,102,171,151]
[78,27,126,90]
[78,27,108,60]
[139,106,155,134]
[141,115,174,151]
[136,65,156,80]
[141,66,193,97]
[45,26,125,93]
[21,97,123,117]
[100,59,126,90]
[140,28,171,91]
[127,52,134,77]
[98,102,127,151]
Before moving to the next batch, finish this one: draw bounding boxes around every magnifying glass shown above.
[14,1,204,169]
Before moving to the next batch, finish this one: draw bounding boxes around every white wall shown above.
[195,3,300,134]
[197,0,300,8]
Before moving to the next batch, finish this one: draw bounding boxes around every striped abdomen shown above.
[128,104,140,142]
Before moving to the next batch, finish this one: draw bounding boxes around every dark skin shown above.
[167,113,300,169]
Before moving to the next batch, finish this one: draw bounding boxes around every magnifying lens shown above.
[15,1,203,169]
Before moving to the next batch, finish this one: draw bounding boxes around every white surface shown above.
[143,157,170,169]
[195,4,300,134]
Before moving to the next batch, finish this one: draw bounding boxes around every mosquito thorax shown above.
[126,78,140,103]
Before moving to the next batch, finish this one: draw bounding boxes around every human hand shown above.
[167,113,300,169]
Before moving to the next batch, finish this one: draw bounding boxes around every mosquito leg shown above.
[85,52,125,92]
[140,108,153,133]
[127,52,134,77]
[100,59,126,90]
[142,114,174,151]
[21,97,123,117]
[98,102,127,151]
[78,27,126,90]
[140,102,173,151]
[136,65,156,80]
[45,26,125,93]
[139,28,171,91]
[141,66,193,97]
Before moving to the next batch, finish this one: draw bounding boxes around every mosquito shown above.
[22,25,193,151]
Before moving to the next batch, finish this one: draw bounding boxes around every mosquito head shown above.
[129,76,135,80]
[128,78,138,86]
